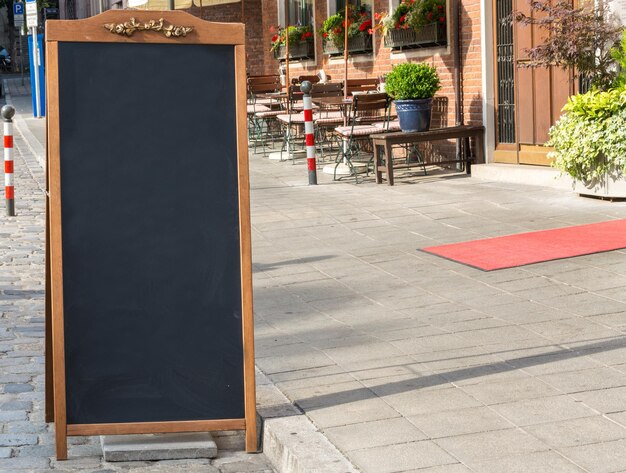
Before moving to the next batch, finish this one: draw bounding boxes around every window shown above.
[328,0,372,17]
[278,0,314,28]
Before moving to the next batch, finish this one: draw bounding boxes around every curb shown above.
[3,79,46,169]
[257,370,359,473]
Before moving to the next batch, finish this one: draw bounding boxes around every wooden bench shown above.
[370,125,485,186]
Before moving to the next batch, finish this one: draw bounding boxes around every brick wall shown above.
[185,0,266,75]
[254,0,485,130]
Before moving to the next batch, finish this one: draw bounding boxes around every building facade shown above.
[57,0,624,166]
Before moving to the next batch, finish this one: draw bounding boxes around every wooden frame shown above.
[45,10,256,460]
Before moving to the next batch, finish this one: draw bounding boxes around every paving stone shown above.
[407,406,513,439]
[0,447,12,458]
[524,416,626,448]
[4,382,33,393]
[0,456,51,469]
[323,417,427,452]
[434,429,550,464]
[101,433,218,462]
[572,386,626,413]
[0,410,28,422]
[0,433,38,446]
[490,395,598,426]
[347,441,457,473]
[467,450,586,472]
[560,438,626,473]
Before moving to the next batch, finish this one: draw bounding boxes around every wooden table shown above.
[311,96,353,108]
[370,125,485,186]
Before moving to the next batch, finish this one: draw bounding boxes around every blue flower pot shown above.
[395,98,433,132]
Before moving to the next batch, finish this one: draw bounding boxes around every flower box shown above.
[322,35,373,56]
[573,171,626,199]
[273,41,315,60]
[384,22,447,49]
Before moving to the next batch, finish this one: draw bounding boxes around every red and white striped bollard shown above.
[300,81,317,185]
[3,105,16,217]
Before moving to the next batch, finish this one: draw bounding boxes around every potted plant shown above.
[547,85,626,198]
[385,62,441,132]
[375,0,447,50]
[320,5,373,55]
[270,25,314,60]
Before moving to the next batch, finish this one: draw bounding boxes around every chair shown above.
[248,75,283,155]
[310,82,344,160]
[275,85,308,161]
[333,93,391,182]
[343,78,380,95]
[290,74,333,86]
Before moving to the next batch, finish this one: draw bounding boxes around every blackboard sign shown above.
[45,11,255,460]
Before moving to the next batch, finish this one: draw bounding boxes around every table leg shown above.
[386,143,394,186]
[374,143,383,184]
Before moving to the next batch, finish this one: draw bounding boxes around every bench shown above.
[370,125,485,186]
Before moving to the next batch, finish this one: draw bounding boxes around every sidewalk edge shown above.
[257,369,359,473]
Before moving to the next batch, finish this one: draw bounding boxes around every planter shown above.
[384,23,447,50]
[573,171,626,199]
[395,98,433,132]
[273,41,314,61]
[322,35,373,56]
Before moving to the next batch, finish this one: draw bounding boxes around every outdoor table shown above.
[311,96,353,124]
[370,125,485,186]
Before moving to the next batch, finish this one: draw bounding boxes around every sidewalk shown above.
[4,75,626,473]
[248,143,626,469]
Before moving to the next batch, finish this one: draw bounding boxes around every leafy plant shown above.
[611,30,626,88]
[385,63,441,100]
[374,0,445,34]
[408,0,446,29]
[319,4,372,48]
[270,25,313,52]
[548,85,626,180]
[513,0,623,90]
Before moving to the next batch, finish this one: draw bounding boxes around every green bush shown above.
[385,63,441,100]
[548,86,626,181]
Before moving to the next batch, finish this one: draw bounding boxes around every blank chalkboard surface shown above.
[59,41,243,424]
[46,12,255,460]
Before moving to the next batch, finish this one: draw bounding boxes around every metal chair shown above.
[333,93,391,182]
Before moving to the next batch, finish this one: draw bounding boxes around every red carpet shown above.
[421,219,626,271]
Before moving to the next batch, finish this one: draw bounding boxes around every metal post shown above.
[168,0,175,9]
[31,27,40,118]
[19,30,24,86]
[301,81,317,185]
[3,105,16,217]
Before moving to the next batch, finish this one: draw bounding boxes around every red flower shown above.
[301,31,313,40]
[437,4,443,9]
[269,25,276,33]
[374,12,382,21]
[439,16,445,22]
[426,12,433,20]
[399,14,406,23]
[359,19,372,31]
[367,28,374,34]
[271,34,279,42]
